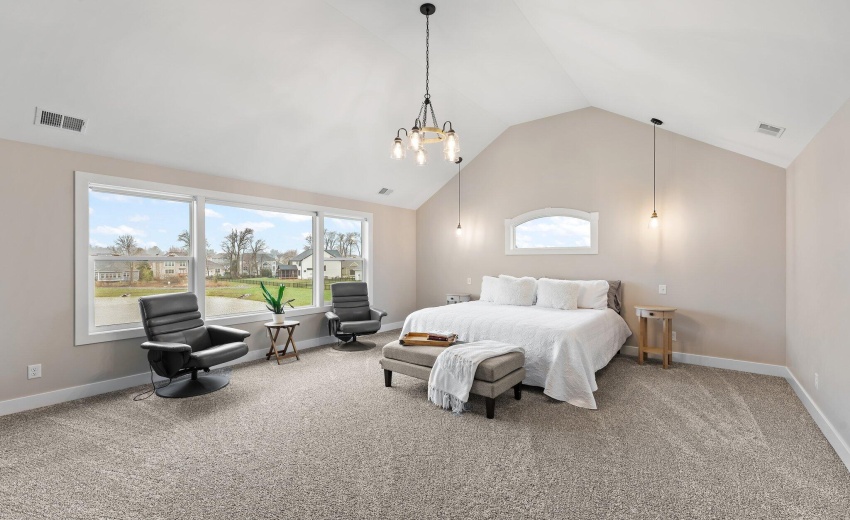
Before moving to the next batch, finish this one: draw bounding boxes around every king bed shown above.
[400,295,631,409]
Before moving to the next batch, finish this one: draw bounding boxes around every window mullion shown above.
[195,195,205,319]
[316,212,325,307]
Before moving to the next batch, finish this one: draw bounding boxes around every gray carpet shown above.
[1,330,848,519]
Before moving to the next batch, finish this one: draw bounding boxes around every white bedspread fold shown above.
[402,302,632,409]
[428,340,524,414]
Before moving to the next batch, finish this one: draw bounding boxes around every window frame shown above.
[75,171,373,346]
[504,207,599,255]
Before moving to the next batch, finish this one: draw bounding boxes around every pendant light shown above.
[390,4,460,165]
[455,157,463,236]
[649,118,663,229]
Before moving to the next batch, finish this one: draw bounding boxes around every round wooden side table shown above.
[634,306,677,368]
[264,320,300,365]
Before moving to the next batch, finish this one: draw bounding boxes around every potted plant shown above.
[260,282,294,324]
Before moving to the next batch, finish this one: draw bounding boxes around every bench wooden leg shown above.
[485,397,495,419]
[513,384,522,400]
[383,369,392,388]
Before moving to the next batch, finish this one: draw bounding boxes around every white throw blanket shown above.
[428,340,524,414]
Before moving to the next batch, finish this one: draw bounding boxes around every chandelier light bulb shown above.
[390,137,406,160]
[415,147,428,166]
[409,127,422,150]
[444,130,459,154]
[648,211,659,229]
[444,145,458,163]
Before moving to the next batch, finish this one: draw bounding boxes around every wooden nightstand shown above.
[634,305,677,368]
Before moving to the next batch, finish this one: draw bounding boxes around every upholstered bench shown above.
[380,340,526,419]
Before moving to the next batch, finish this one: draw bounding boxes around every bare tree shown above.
[177,230,190,253]
[324,230,337,252]
[221,230,239,277]
[303,233,313,251]
[279,249,298,263]
[249,238,267,277]
[112,234,142,285]
[236,228,254,277]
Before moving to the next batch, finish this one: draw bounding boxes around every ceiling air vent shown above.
[378,188,394,195]
[34,107,87,134]
[756,122,785,138]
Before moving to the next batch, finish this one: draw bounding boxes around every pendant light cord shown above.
[653,122,656,212]
[458,161,461,225]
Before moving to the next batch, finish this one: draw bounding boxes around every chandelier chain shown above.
[425,12,430,98]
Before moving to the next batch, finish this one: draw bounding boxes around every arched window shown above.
[505,208,598,255]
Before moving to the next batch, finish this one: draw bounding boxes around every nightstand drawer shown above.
[637,309,674,319]
[446,294,471,305]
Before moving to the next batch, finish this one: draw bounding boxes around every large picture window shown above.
[75,172,372,345]
[505,208,598,255]
[204,202,315,318]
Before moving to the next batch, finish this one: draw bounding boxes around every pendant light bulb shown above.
[648,211,659,229]
[456,223,462,236]
[415,147,428,166]
[390,137,406,160]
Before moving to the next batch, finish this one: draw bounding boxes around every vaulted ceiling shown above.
[1,1,849,209]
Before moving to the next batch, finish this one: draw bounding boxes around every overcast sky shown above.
[89,189,361,255]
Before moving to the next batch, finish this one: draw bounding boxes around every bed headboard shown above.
[607,280,622,314]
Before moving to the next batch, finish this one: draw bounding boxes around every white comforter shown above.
[401,301,632,409]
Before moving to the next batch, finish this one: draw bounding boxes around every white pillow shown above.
[535,278,580,310]
[574,280,610,310]
[479,276,500,302]
[495,275,536,306]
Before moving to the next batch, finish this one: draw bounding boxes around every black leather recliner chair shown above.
[325,282,387,351]
[138,293,250,398]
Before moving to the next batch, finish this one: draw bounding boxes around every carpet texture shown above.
[1,330,848,519]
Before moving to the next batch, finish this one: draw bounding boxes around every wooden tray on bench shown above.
[400,332,458,347]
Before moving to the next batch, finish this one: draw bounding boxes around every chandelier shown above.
[390,3,460,165]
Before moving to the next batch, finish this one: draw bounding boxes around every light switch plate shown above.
[658,285,667,295]
[467,277,472,285]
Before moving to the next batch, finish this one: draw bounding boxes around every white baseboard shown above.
[0,333,337,417]
[619,345,787,377]
[379,321,404,332]
[784,368,850,471]
[620,345,849,472]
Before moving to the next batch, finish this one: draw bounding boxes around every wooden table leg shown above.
[662,318,670,369]
[266,327,283,365]
[638,316,647,365]
[285,326,300,360]
[667,318,673,367]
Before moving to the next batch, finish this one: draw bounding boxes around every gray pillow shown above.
[607,280,622,314]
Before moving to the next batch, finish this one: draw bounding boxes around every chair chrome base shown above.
[332,339,376,352]
[156,373,230,398]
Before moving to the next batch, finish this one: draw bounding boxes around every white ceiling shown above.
[1,1,849,209]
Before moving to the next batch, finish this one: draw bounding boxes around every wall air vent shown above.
[378,188,394,195]
[756,122,785,138]
[34,107,87,134]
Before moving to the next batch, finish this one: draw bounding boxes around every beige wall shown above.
[0,138,416,402]
[416,108,786,364]
[786,99,850,447]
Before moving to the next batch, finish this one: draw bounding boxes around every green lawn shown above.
[95,279,329,308]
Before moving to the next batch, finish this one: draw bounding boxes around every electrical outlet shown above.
[815,372,819,390]
[658,285,667,295]
[672,331,677,342]
[27,364,41,380]
[467,277,471,285]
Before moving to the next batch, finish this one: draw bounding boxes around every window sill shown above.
[75,306,332,346]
